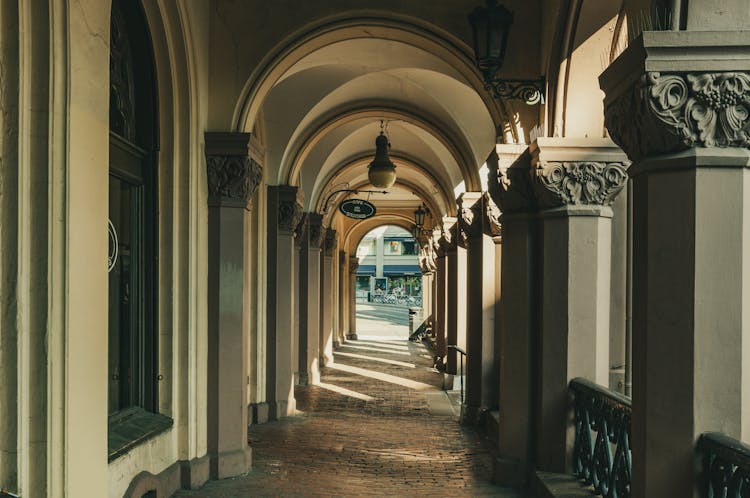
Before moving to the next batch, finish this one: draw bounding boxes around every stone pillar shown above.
[337,251,346,347]
[299,213,323,385]
[347,257,359,340]
[320,229,337,366]
[439,223,458,374]
[531,138,629,473]
[481,193,503,412]
[266,185,302,419]
[434,232,447,367]
[600,31,750,497]
[487,144,537,485]
[205,132,262,478]
[457,192,491,424]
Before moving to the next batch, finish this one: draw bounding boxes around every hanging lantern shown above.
[468,0,514,83]
[367,123,397,189]
[414,204,426,228]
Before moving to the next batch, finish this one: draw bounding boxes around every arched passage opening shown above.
[353,225,422,340]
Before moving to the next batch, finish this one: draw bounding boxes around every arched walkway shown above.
[175,339,522,497]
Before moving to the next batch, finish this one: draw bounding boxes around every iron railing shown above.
[699,432,750,497]
[570,377,632,498]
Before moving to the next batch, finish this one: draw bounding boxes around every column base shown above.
[297,372,309,386]
[333,340,341,349]
[493,457,528,487]
[346,333,358,340]
[269,398,296,419]
[209,446,252,480]
[460,404,484,426]
[180,454,211,489]
[250,402,270,424]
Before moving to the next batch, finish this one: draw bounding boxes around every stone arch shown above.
[231,12,510,139]
[343,215,417,255]
[282,105,481,191]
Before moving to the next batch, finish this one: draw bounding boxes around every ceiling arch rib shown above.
[233,13,507,136]
[314,155,454,220]
[342,214,419,255]
[280,106,481,193]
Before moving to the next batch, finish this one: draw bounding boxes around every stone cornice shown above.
[530,138,629,209]
[600,32,750,162]
[456,192,483,246]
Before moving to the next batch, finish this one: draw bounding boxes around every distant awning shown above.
[383,264,421,276]
[357,265,376,275]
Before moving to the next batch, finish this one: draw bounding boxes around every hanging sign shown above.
[339,198,376,220]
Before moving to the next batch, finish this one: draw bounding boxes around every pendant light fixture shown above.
[367,120,397,189]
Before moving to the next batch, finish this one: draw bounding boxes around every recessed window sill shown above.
[108,407,173,462]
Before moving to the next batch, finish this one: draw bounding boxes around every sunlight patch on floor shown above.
[334,351,416,368]
[340,344,412,356]
[326,362,436,391]
[352,339,411,351]
[316,381,378,401]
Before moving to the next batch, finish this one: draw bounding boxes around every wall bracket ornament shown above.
[605,71,750,161]
[534,161,628,208]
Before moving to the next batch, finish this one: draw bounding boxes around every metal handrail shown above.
[1,490,20,498]
[570,377,632,498]
[447,345,466,404]
[699,432,750,496]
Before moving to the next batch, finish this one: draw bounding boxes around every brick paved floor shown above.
[174,339,524,497]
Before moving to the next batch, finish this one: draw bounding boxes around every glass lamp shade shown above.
[468,0,513,81]
[368,132,397,188]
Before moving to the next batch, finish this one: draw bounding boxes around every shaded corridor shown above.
[175,339,523,497]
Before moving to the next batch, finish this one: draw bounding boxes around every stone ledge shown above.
[529,470,593,498]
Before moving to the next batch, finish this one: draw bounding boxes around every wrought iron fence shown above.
[570,377,632,498]
[699,432,750,497]
[369,294,422,306]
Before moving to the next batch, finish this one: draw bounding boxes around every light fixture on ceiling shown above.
[367,120,397,189]
[468,0,545,105]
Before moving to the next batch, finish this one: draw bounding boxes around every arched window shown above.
[108,0,158,423]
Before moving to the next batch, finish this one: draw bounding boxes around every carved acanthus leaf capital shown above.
[456,195,483,246]
[487,148,535,214]
[307,214,324,250]
[482,192,502,238]
[206,155,262,203]
[279,199,303,233]
[534,161,628,208]
[604,71,750,162]
[324,229,338,257]
[349,257,360,274]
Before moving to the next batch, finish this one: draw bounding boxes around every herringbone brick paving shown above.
[174,339,524,497]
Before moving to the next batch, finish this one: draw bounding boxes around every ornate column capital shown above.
[349,257,360,275]
[486,145,536,214]
[205,132,263,206]
[324,229,338,257]
[456,192,483,247]
[294,212,307,248]
[600,32,750,163]
[438,217,457,253]
[307,213,324,250]
[530,138,629,210]
[280,201,303,234]
[481,192,502,239]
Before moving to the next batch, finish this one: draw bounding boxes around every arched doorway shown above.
[354,225,422,339]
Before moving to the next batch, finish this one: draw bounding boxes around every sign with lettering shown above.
[339,199,376,220]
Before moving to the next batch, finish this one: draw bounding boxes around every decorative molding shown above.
[486,148,536,214]
[534,161,629,208]
[324,229,338,257]
[206,155,263,203]
[604,71,750,161]
[482,192,502,238]
[485,78,546,105]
